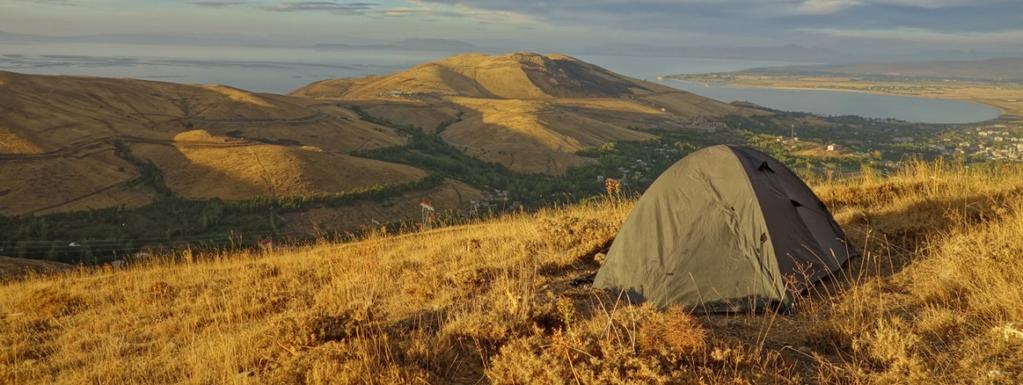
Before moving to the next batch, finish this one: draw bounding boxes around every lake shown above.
[0,42,1003,123]
[577,54,1002,124]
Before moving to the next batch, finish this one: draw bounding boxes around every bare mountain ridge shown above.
[295,52,686,100]
[292,52,759,174]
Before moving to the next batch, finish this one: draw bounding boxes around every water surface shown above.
[575,54,1001,124]
[0,43,1002,123]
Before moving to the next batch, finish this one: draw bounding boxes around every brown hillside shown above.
[4,162,1022,384]
[291,52,761,174]
[0,71,443,216]
[131,130,428,200]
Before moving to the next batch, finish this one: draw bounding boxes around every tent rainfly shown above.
[593,145,855,312]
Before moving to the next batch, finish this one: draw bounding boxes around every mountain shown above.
[745,57,1023,82]
[1,53,758,259]
[313,38,478,52]
[292,52,759,174]
[0,70,476,217]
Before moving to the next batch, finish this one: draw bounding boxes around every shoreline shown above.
[664,76,1012,119]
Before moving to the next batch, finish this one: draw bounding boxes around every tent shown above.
[593,145,855,312]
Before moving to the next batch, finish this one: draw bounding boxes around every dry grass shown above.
[3,160,1023,384]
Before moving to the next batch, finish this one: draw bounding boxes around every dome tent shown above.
[593,145,855,312]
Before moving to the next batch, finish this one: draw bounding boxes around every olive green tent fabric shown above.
[593,145,854,312]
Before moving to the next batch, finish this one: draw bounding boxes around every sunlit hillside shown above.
[291,52,763,174]
[3,161,1023,384]
[0,70,464,217]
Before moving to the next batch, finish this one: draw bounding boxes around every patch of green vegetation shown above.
[349,105,419,135]
[357,127,749,207]
[725,112,951,164]
[357,131,583,205]
[114,141,173,198]
[434,111,463,134]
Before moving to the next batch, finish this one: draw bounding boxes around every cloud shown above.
[191,1,246,7]
[18,0,77,5]
[803,26,1023,45]
[417,0,1015,19]
[867,0,1011,8]
[794,0,861,15]
[259,1,379,15]
[377,3,534,25]
[381,6,465,18]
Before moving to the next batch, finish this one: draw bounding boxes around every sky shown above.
[1,0,1022,58]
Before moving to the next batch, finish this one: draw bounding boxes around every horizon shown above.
[2,0,1023,63]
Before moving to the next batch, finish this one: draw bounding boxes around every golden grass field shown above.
[3,160,1022,384]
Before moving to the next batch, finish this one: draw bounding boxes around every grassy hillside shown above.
[3,160,1022,384]
[0,70,422,216]
[291,52,760,174]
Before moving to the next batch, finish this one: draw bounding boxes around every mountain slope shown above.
[2,161,1020,384]
[0,71,436,215]
[291,52,760,174]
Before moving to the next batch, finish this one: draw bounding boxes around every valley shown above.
[1,53,1017,265]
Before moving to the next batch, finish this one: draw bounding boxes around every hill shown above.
[291,52,760,174]
[0,70,441,216]
[1,161,1021,384]
[1,54,771,263]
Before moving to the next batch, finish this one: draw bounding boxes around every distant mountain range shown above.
[577,43,844,62]
[742,57,1023,82]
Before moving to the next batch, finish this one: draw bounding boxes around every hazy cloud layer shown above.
[417,0,1023,45]
[191,1,247,7]
[1,0,1020,57]
[258,1,379,14]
